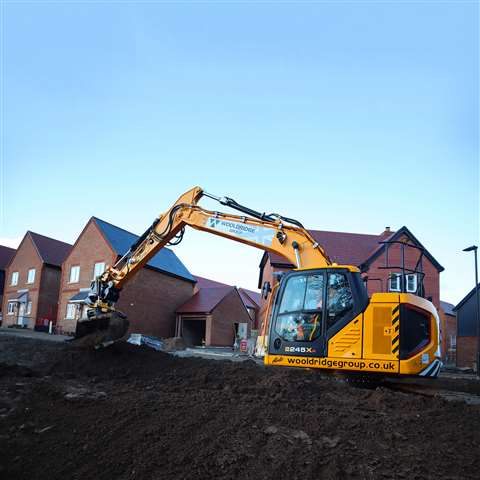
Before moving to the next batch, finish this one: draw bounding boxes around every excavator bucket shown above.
[71,310,129,349]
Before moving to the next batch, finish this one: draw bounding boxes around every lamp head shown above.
[463,245,478,252]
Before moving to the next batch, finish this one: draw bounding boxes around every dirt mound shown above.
[0,335,479,480]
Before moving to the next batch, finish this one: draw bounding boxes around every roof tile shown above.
[28,231,72,267]
[93,217,195,282]
[0,245,16,270]
[238,288,261,309]
[440,301,456,316]
[194,275,230,288]
[176,286,234,313]
[269,230,385,267]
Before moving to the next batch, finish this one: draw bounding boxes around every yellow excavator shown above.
[75,187,442,378]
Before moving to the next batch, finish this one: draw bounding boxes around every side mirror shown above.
[261,281,272,299]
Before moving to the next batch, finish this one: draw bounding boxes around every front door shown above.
[17,303,25,326]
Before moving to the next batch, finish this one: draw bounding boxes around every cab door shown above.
[268,270,328,358]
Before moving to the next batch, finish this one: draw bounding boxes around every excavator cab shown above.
[268,267,369,359]
[265,266,441,377]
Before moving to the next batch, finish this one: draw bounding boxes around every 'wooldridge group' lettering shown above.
[221,221,256,234]
[206,218,275,246]
[284,357,397,372]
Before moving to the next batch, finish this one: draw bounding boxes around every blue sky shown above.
[1,1,478,303]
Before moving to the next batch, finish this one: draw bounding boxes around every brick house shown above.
[454,284,479,369]
[56,217,196,337]
[258,225,444,335]
[194,275,261,328]
[238,288,262,330]
[175,282,253,347]
[0,245,16,323]
[439,301,457,366]
[2,232,72,330]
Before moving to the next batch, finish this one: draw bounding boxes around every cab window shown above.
[276,274,324,342]
[326,273,353,330]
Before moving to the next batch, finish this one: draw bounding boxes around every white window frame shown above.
[26,301,32,316]
[65,303,77,320]
[389,273,402,292]
[7,302,16,315]
[81,305,89,320]
[26,268,36,284]
[69,265,80,284]
[11,271,19,286]
[93,262,106,280]
[450,335,457,349]
[405,274,417,293]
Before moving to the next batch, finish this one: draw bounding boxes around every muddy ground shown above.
[0,335,479,480]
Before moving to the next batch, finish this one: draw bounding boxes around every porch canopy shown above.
[69,290,90,303]
[9,292,28,303]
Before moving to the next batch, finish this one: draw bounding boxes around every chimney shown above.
[384,226,391,233]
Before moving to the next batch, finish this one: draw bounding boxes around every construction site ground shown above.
[0,333,479,480]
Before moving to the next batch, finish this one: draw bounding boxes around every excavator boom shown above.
[76,187,332,347]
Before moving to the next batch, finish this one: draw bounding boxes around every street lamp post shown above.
[463,245,479,376]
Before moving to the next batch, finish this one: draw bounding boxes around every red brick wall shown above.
[0,271,5,313]
[438,310,457,364]
[118,267,194,338]
[57,220,116,334]
[209,289,252,346]
[456,336,479,369]
[365,235,440,309]
[57,218,195,337]
[2,234,43,329]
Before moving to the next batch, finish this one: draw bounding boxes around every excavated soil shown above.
[0,334,479,480]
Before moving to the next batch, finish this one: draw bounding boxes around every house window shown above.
[65,303,77,320]
[7,302,16,315]
[69,266,80,284]
[26,301,32,316]
[389,273,402,292]
[27,268,36,284]
[93,262,106,279]
[11,271,19,286]
[450,335,456,349]
[405,274,417,293]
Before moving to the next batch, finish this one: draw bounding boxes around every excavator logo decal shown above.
[206,218,275,246]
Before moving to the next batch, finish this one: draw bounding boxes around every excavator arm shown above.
[75,187,330,347]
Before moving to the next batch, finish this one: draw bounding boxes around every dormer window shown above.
[389,273,402,292]
[406,274,417,293]
[389,273,417,293]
